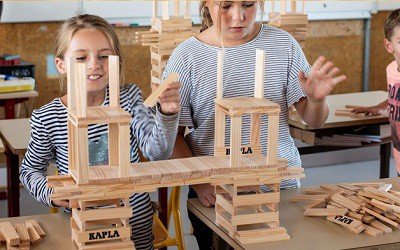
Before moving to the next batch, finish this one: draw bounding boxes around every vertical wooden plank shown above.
[291,0,297,12]
[108,55,120,108]
[250,113,261,146]
[108,123,119,167]
[173,0,180,17]
[185,0,190,19]
[254,49,265,99]
[266,115,279,165]
[75,62,87,118]
[152,0,158,18]
[214,107,226,156]
[68,119,76,172]
[302,0,305,13]
[281,0,286,14]
[66,57,76,112]
[162,1,170,20]
[77,126,89,183]
[230,116,242,168]
[216,50,224,100]
[271,0,275,13]
[118,122,130,177]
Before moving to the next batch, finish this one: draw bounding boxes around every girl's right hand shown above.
[351,106,383,116]
[192,183,216,207]
[52,199,70,208]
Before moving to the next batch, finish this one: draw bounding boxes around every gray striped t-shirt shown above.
[163,25,311,188]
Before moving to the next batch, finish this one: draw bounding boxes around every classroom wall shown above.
[370,10,393,92]
[0,12,390,113]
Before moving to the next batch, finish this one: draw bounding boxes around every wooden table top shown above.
[289,91,389,130]
[0,90,38,100]
[0,118,30,155]
[188,178,400,250]
[0,213,73,250]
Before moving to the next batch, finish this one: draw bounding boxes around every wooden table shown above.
[0,118,31,217]
[0,213,73,249]
[289,91,391,178]
[0,91,38,119]
[187,178,400,250]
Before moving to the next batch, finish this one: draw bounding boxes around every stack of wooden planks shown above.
[0,219,45,249]
[290,182,400,236]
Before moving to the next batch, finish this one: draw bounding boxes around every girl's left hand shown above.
[299,56,347,102]
[154,81,181,115]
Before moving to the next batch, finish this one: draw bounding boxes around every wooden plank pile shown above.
[269,1,308,48]
[0,219,45,249]
[290,182,400,236]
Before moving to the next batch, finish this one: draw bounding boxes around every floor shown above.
[0,146,399,249]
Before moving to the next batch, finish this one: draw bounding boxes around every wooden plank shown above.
[143,73,179,107]
[303,208,348,217]
[229,116,242,168]
[26,219,45,238]
[362,207,400,228]
[25,220,42,245]
[75,226,130,243]
[74,207,132,222]
[118,123,130,177]
[108,55,120,108]
[233,211,279,225]
[232,192,280,207]
[14,223,30,244]
[331,193,362,212]
[214,106,226,156]
[254,49,265,98]
[66,57,76,112]
[0,221,20,246]
[216,49,224,99]
[75,62,87,118]
[266,115,279,164]
[327,215,365,234]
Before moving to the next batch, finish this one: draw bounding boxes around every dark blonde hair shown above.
[199,1,265,32]
[54,14,124,91]
[385,9,400,40]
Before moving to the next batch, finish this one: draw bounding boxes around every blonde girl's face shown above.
[208,1,258,44]
[55,28,113,95]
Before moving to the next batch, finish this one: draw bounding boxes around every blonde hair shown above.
[199,1,265,33]
[54,14,124,92]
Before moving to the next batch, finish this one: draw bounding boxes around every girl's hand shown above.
[299,56,347,102]
[352,106,383,116]
[52,199,70,208]
[153,82,181,115]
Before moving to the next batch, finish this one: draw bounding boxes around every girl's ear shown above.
[55,57,66,74]
[384,39,394,54]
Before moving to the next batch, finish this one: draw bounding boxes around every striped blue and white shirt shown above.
[20,84,179,249]
[163,24,311,188]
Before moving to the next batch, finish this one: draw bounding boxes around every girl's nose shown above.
[231,6,245,22]
[88,57,101,69]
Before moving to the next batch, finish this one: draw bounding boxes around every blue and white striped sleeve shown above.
[20,110,54,207]
[129,85,179,161]
[162,45,194,128]
[286,36,311,107]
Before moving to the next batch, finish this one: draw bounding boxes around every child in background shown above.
[20,14,181,249]
[352,9,400,175]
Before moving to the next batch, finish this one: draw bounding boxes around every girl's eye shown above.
[221,3,232,9]
[243,2,255,7]
[99,55,109,60]
[76,56,86,61]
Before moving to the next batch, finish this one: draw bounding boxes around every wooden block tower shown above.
[269,0,308,48]
[135,0,195,86]
[213,49,290,244]
[65,56,135,249]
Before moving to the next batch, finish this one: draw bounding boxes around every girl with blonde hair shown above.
[164,1,346,248]
[21,14,181,249]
